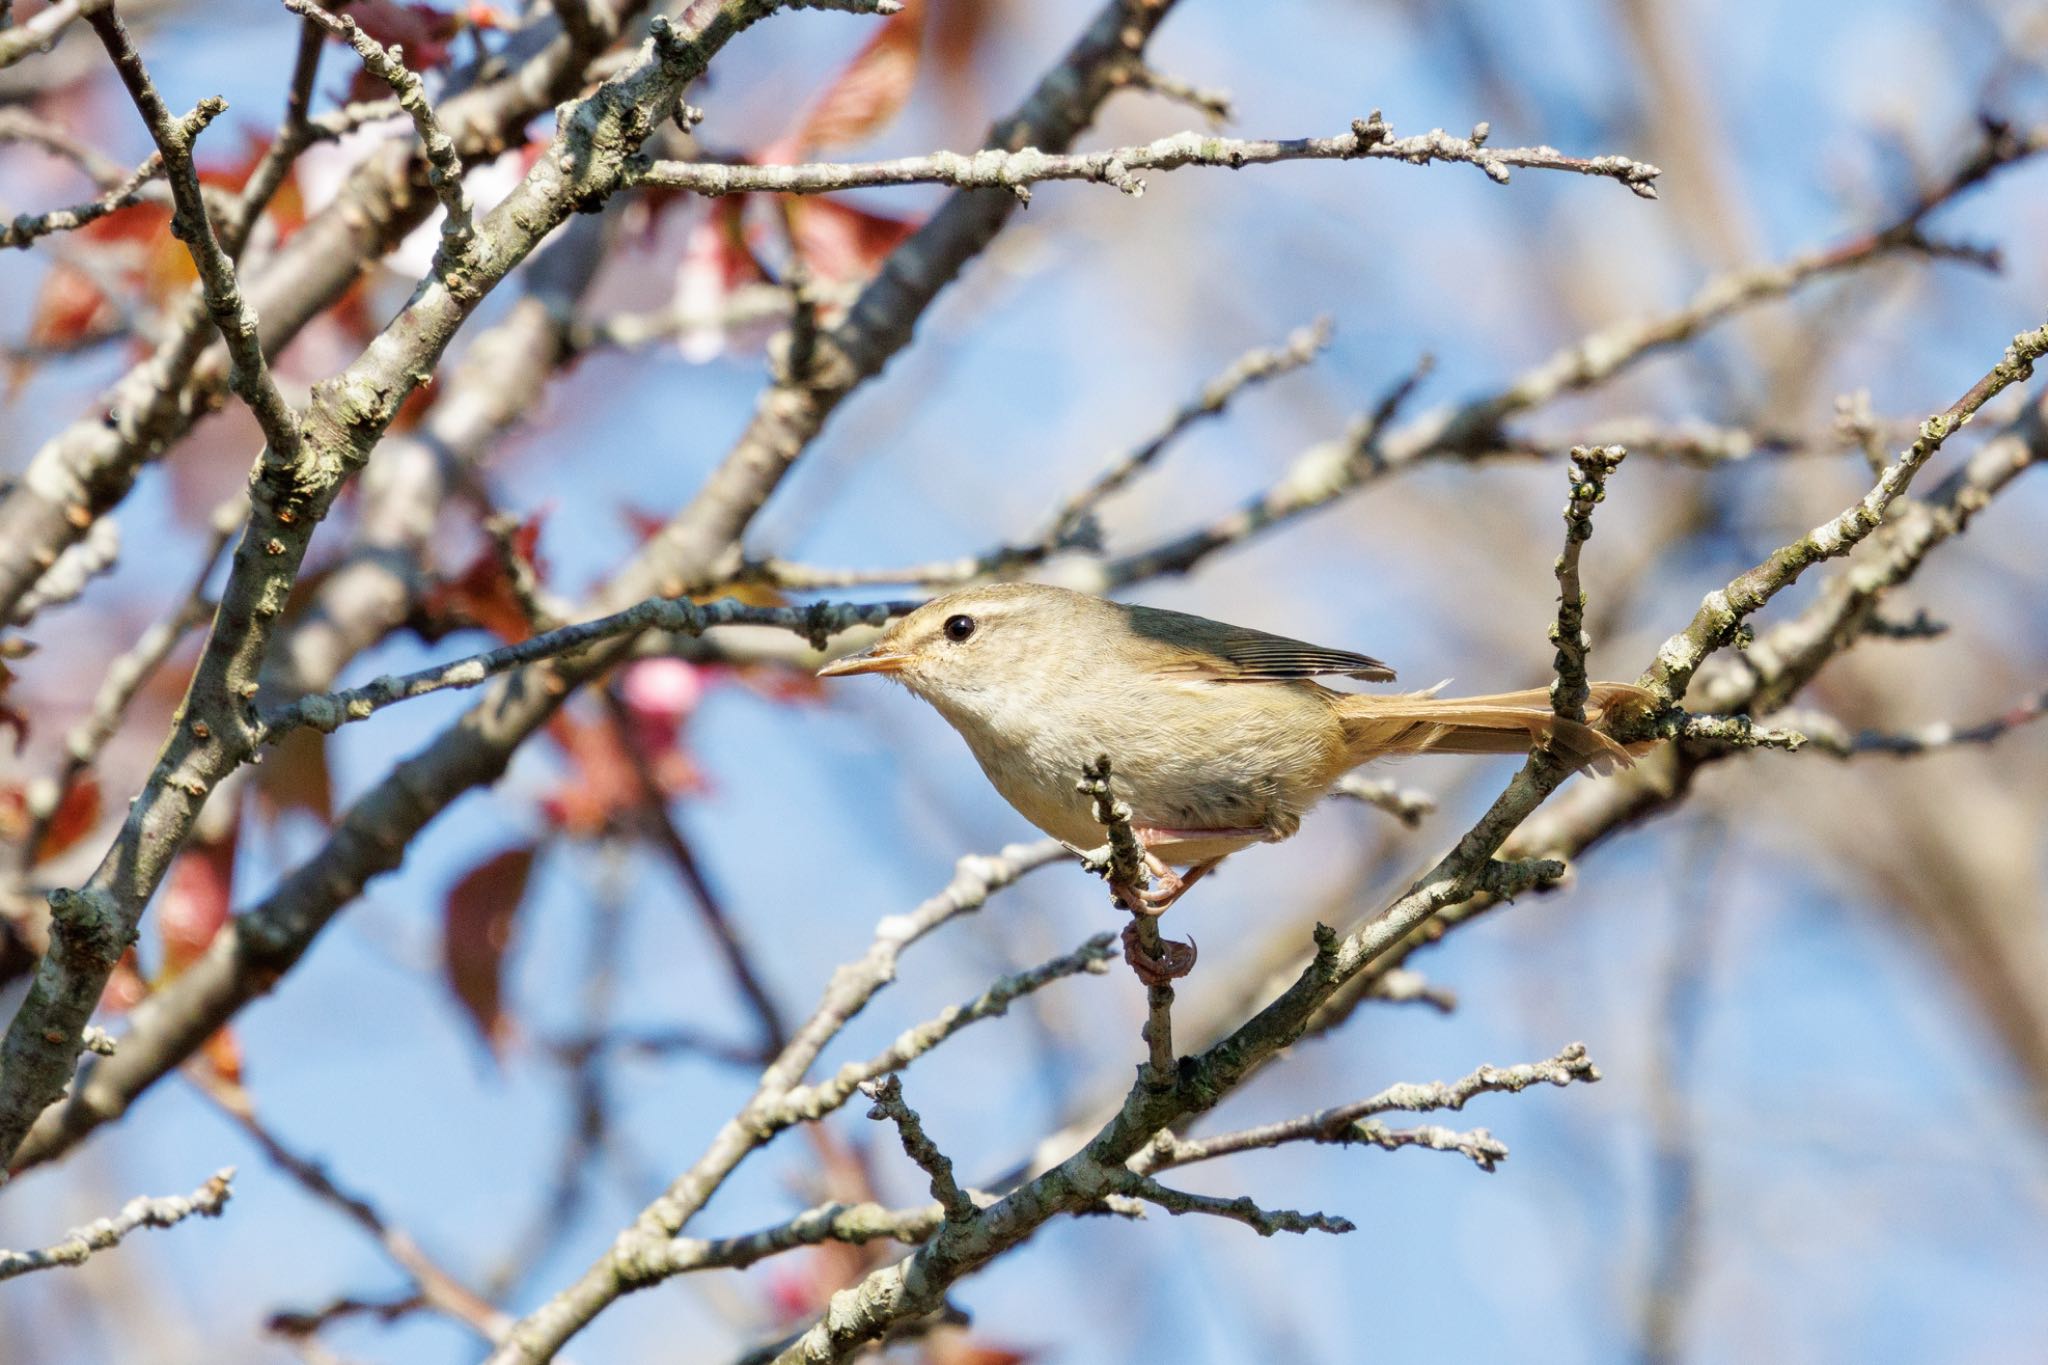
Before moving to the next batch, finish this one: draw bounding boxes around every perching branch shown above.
[1551,445,1626,725]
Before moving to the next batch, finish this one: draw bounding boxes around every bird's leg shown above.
[1113,853,1219,914]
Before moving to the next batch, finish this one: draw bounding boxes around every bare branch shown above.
[1039,319,1332,551]
[1551,445,1626,724]
[0,1168,232,1280]
[1642,322,2048,703]
[281,0,473,265]
[1121,65,1234,126]
[480,840,1068,1364]
[86,4,303,463]
[0,113,191,248]
[862,1075,976,1225]
[9,0,1184,1180]
[635,112,1660,202]
[0,0,84,71]
[258,596,918,738]
[1771,689,2048,758]
[1328,773,1436,827]
[772,933,1114,1123]
[1106,1170,1354,1237]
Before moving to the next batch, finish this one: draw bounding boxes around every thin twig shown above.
[1641,323,2048,703]
[189,1073,510,1341]
[862,1075,976,1224]
[1328,773,1436,827]
[1551,445,1626,724]
[0,1168,233,1279]
[1040,319,1332,550]
[1122,65,1234,126]
[635,112,1661,202]
[1771,688,2048,758]
[0,130,182,249]
[772,933,1114,1122]
[1136,1043,1600,1176]
[0,0,85,71]
[87,3,303,465]
[281,0,473,265]
[259,596,919,738]
[1106,1170,1354,1237]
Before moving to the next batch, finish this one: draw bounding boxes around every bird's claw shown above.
[1110,868,1186,916]
[1121,921,1198,987]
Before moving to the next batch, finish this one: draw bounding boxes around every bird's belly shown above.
[964,720,1330,868]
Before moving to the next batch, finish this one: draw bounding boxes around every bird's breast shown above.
[929,677,1350,864]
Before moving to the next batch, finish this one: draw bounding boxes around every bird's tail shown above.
[1334,682,1660,773]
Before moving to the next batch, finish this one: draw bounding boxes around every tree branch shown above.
[281,0,473,266]
[258,596,917,738]
[862,1075,976,1225]
[634,111,1661,202]
[0,1167,232,1279]
[1551,445,1626,724]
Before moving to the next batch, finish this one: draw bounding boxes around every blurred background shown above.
[2,0,2047,1361]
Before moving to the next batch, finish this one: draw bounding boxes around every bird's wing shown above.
[1123,603,1397,684]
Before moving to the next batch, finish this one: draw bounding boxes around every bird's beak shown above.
[817,646,910,678]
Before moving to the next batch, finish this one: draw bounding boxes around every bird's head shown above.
[816,583,1097,716]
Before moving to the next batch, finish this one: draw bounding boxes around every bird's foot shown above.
[1110,853,1220,916]
[1121,920,1198,987]
[1111,864,1187,915]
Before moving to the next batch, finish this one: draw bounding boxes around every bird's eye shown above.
[943,614,976,642]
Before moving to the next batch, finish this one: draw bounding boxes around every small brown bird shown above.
[819,584,1652,978]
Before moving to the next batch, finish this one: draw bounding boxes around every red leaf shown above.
[538,710,705,838]
[33,774,102,865]
[199,1026,245,1087]
[789,0,926,153]
[421,514,549,644]
[159,831,236,976]
[100,948,150,1016]
[786,196,919,283]
[443,844,537,1053]
[343,1,462,69]
[25,265,117,353]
